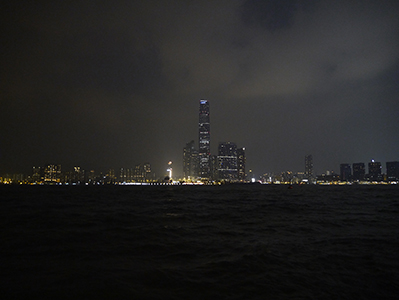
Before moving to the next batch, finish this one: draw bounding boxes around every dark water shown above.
[1,185,399,299]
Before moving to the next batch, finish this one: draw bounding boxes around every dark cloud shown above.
[241,0,312,31]
[1,0,399,177]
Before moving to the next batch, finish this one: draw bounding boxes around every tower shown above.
[305,155,313,178]
[368,160,382,181]
[386,161,399,181]
[340,163,351,181]
[199,99,210,179]
[352,162,365,181]
[218,142,238,181]
[183,140,198,179]
[237,147,246,181]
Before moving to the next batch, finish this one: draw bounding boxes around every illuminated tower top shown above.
[199,99,210,179]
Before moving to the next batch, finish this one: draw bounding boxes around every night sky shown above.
[1,0,399,178]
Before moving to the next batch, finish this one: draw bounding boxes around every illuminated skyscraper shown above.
[210,154,218,181]
[237,147,246,181]
[218,142,238,181]
[199,99,210,179]
[143,163,152,181]
[32,166,43,183]
[305,155,313,178]
[44,164,61,183]
[183,140,198,179]
[368,160,382,181]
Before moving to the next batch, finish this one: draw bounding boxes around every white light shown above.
[167,168,172,179]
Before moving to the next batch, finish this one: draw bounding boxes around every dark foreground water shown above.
[1,184,399,299]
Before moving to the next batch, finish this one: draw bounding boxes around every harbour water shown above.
[1,184,398,299]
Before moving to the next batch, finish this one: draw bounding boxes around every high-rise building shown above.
[183,140,198,179]
[143,163,152,181]
[210,154,219,181]
[120,167,133,183]
[44,164,61,183]
[130,163,152,182]
[32,166,43,183]
[72,166,85,184]
[237,147,246,181]
[305,155,313,178]
[218,142,238,181]
[368,160,382,181]
[386,161,399,181]
[134,164,145,182]
[352,162,365,181]
[105,169,115,184]
[199,99,210,179]
[340,164,351,181]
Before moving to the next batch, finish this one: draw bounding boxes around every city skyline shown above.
[1,1,399,177]
[2,157,399,184]
[1,92,398,180]
[3,97,395,181]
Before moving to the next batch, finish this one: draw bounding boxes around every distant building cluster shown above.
[256,157,399,185]
[0,163,154,185]
[304,159,399,184]
[182,100,246,183]
[335,160,399,183]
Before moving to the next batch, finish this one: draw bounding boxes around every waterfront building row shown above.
[340,160,399,182]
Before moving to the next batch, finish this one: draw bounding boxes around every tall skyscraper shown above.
[210,154,219,181]
[305,155,313,178]
[340,163,351,181]
[183,140,198,179]
[199,99,210,179]
[237,147,246,181]
[368,160,382,181]
[386,161,399,181]
[218,142,238,181]
[352,162,365,181]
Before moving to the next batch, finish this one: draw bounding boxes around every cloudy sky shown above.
[1,0,399,178]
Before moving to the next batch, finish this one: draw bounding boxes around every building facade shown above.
[44,164,61,183]
[352,162,365,181]
[386,161,399,181]
[218,142,238,181]
[368,160,382,181]
[305,155,313,178]
[198,99,211,179]
[210,154,219,181]
[340,163,352,181]
[183,140,198,179]
[237,147,246,181]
